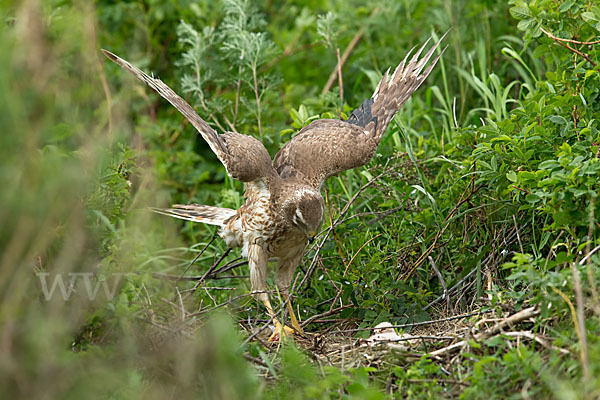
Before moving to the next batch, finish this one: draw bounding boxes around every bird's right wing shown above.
[102,50,274,183]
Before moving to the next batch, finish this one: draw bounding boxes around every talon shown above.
[268,323,295,342]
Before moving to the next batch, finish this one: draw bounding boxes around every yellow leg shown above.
[262,297,294,342]
[285,296,305,335]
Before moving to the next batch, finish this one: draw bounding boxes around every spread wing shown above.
[102,50,274,182]
[273,32,447,189]
[273,119,379,188]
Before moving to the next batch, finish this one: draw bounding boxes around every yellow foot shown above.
[268,323,296,343]
[290,320,305,336]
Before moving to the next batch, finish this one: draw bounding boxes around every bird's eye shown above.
[292,214,302,227]
[295,208,305,223]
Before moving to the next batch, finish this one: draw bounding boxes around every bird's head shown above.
[284,187,324,243]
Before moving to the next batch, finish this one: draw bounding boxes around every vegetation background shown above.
[1,0,599,398]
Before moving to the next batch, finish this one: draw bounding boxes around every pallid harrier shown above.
[102,32,446,341]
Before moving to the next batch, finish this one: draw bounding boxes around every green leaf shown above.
[558,0,575,13]
[582,12,600,31]
[298,104,308,122]
[526,193,540,203]
[555,252,569,264]
[553,211,571,226]
[549,115,567,125]
[538,160,560,170]
[517,18,534,31]
[280,128,294,137]
[289,107,301,125]
[510,6,532,20]
[506,171,517,182]
[518,171,536,181]
[558,142,572,154]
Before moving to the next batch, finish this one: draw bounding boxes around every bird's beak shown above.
[308,230,316,244]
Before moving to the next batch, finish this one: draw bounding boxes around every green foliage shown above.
[267,345,385,399]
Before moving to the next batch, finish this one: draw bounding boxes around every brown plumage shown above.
[102,31,446,340]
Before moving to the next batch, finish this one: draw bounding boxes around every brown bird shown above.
[102,32,446,341]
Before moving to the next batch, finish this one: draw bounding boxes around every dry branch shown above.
[428,306,539,357]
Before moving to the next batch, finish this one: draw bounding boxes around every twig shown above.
[428,256,449,310]
[243,353,271,369]
[424,228,519,310]
[342,233,381,277]
[583,196,600,316]
[579,243,600,265]
[327,233,381,313]
[189,248,232,294]
[336,47,344,104]
[211,258,247,276]
[189,291,263,317]
[93,22,113,136]
[366,336,456,350]
[330,310,483,334]
[321,28,365,95]
[176,235,217,284]
[513,215,524,253]
[540,27,597,68]
[151,271,247,281]
[400,179,482,281]
[222,114,238,133]
[567,256,590,382]
[176,287,186,320]
[540,27,600,44]
[364,201,412,225]
[301,304,354,328]
[428,306,539,357]
[476,306,538,337]
[502,331,570,355]
[233,66,242,124]
[405,378,468,386]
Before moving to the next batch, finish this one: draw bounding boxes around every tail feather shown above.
[348,30,449,142]
[151,204,236,226]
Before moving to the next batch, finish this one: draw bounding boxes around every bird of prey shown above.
[102,32,446,341]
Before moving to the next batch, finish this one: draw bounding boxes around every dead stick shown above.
[428,307,539,357]
[336,47,344,103]
[301,304,354,328]
[570,260,590,381]
[321,28,365,95]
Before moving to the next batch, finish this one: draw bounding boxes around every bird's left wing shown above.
[273,33,446,189]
